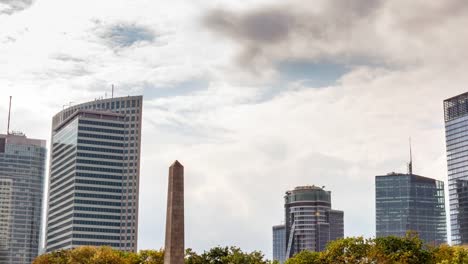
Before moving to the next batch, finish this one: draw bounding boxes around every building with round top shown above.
[283,185,343,259]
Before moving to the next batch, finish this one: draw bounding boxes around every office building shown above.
[444,92,468,245]
[45,96,142,252]
[375,172,446,245]
[0,133,47,264]
[279,186,344,258]
[272,225,286,264]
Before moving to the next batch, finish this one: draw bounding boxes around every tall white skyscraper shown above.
[45,95,143,252]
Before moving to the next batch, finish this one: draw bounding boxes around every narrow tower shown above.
[164,160,185,264]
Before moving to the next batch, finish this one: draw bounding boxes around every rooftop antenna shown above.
[408,137,413,174]
[112,84,114,99]
[7,96,11,135]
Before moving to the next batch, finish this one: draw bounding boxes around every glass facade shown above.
[272,225,286,264]
[0,134,46,264]
[46,96,143,252]
[375,173,446,245]
[283,186,344,258]
[444,92,468,245]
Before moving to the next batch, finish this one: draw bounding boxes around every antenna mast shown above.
[112,84,114,99]
[408,137,413,174]
[7,96,11,135]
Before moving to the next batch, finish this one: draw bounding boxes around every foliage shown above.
[33,236,468,264]
[286,233,468,264]
[33,245,271,264]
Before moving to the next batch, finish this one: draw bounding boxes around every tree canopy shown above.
[33,235,468,264]
[286,233,468,264]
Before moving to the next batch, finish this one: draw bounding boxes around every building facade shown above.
[272,225,286,264]
[375,173,446,245]
[444,92,468,245]
[0,133,46,264]
[45,96,143,252]
[281,186,344,258]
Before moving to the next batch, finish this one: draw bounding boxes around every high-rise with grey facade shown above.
[280,186,344,258]
[272,224,286,264]
[444,92,468,245]
[375,172,446,245]
[45,96,143,252]
[0,133,46,264]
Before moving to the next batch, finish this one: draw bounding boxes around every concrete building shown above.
[0,133,47,264]
[444,92,468,245]
[272,224,286,264]
[375,172,446,245]
[45,96,143,252]
[282,186,344,258]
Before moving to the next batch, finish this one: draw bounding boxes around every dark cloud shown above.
[203,0,384,70]
[0,0,34,15]
[203,0,468,71]
[96,22,156,49]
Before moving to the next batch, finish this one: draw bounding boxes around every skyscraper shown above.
[272,224,286,264]
[375,172,446,245]
[279,186,344,258]
[0,133,47,264]
[444,92,468,245]
[45,95,143,252]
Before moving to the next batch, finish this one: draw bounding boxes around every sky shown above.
[1,0,468,259]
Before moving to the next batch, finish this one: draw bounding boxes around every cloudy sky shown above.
[1,0,468,258]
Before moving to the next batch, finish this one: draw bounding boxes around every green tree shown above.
[137,249,164,264]
[372,233,431,264]
[431,245,468,264]
[284,250,321,264]
[321,237,373,263]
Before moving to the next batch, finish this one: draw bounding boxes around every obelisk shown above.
[164,160,184,264]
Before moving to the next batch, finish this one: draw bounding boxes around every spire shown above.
[408,137,413,174]
[7,96,11,135]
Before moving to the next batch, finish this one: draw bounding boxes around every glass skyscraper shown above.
[45,96,142,252]
[444,92,468,245]
[375,173,446,245]
[0,133,46,264]
[279,186,343,259]
[272,224,286,264]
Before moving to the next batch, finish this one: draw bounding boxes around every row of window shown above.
[52,145,75,162]
[49,193,73,210]
[76,159,123,168]
[76,172,122,180]
[78,133,124,141]
[75,199,121,207]
[74,213,121,220]
[76,179,122,187]
[78,139,124,148]
[75,185,122,194]
[77,146,124,154]
[75,206,121,214]
[73,241,120,247]
[49,186,74,203]
[79,119,125,128]
[51,154,75,173]
[79,126,124,135]
[48,213,73,228]
[76,166,122,174]
[50,170,75,191]
[75,192,121,200]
